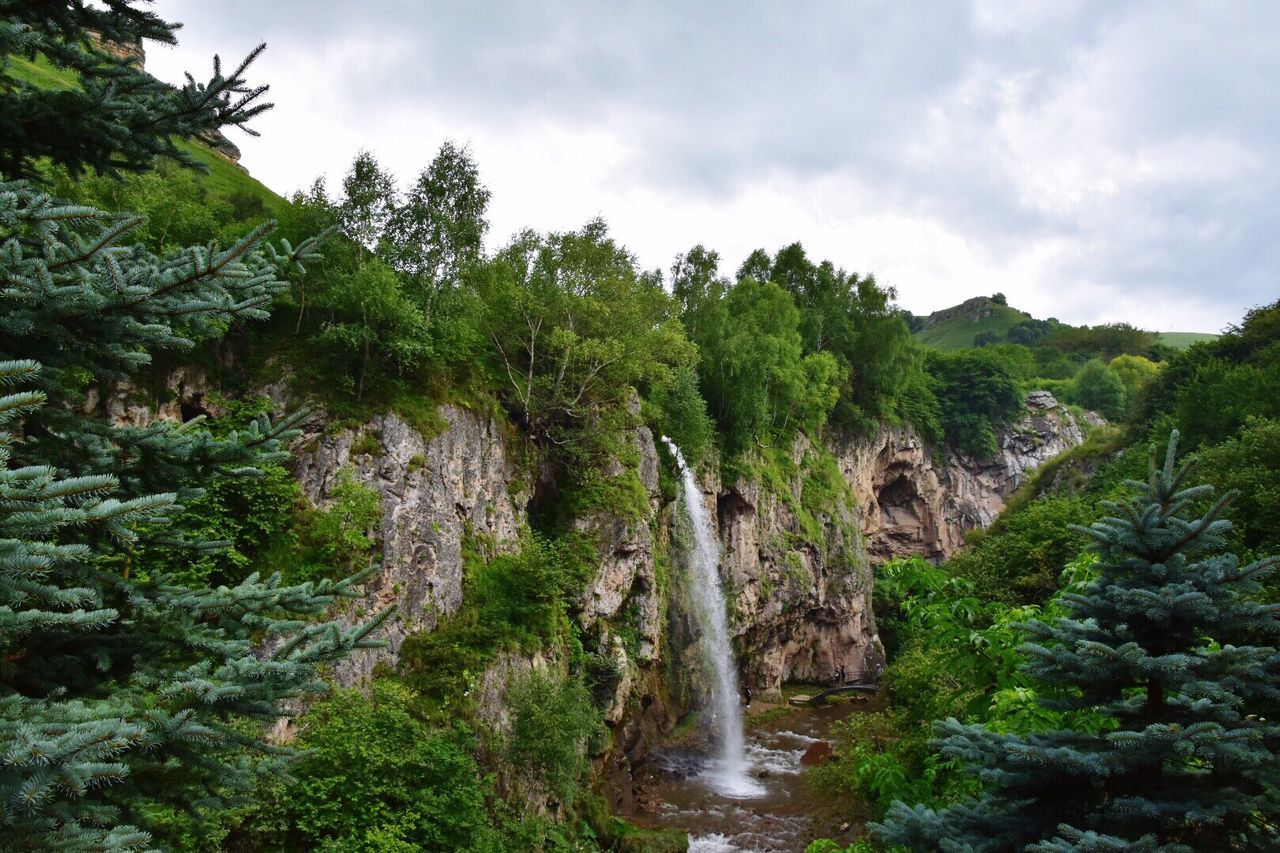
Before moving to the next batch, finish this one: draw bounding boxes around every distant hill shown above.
[1154,331,1219,350]
[912,295,1219,352]
[913,296,1035,351]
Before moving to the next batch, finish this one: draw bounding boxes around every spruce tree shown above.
[875,432,1280,851]
[1,4,385,848]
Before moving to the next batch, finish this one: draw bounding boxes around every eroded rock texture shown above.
[834,391,1083,562]
[292,407,529,686]
[110,363,1085,807]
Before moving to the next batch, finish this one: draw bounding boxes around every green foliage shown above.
[385,140,491,300]
[763,242,917,432]
[481,220,696,458]
[584,797,689,852]
[1069,358,1127,420]
[1049,321,1157,360]
[816,556,1114,824]
[398,533,595,708]
[52,160,239,250]
[1107,353,1159,401]
[0,4,270,180]
[312,257,433,399]
[139,461,303,588]
[504,668,605,804]
[683,271,841,453]
[875,433,1280,850]
[1194,416,1280,561]
[896,369,944,447]
[948,494,1093,603]
[1139,299,1280,448]
[815,558,1026,817]
[337,150,397,254]
[648,365,716,468]
[0,5,386,846]
[923,349,1024,457]
[242,680,499,852]
[291,468,383,583]
[1174,352,1280,449]
[282,149,488,411]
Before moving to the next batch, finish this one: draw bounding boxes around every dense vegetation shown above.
[0,6,387,849]
[809,300,1280,850]
[3,4,1275,851]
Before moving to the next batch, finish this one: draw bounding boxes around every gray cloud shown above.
[149,0,1280,330]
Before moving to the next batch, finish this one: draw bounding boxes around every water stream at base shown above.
[663,437,762,800]
[654,439,869,850]
[637,701,868,852]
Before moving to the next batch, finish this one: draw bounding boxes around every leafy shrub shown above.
[1174,354,1280,449]
[504,668,605,804]
[398,533,595,707]
[240,680,499,851]
[947,494,1092,603]
[288,468,383,583]
[1194,416,1280,563]
[1069,358,1127,420]
[923,349,1023,457]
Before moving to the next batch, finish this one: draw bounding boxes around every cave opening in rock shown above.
[877,473,920,526]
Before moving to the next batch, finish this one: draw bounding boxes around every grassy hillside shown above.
[915,294,1219,352]
[1155,331,1219,350]
[7,55,289,216]
[914,297,1032,351]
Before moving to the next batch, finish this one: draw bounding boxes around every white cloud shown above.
[142,0,1280,331]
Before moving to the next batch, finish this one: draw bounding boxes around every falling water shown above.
[663,437,764,799]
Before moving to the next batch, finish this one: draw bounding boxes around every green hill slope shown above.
[7,55,289,216]
[1154,331,1219,350]
[914,297,1033,351]
[914,295,1219,352]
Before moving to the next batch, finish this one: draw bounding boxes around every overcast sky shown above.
[145,1,1279,331]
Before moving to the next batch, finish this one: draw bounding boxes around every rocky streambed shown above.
[630,697,873,852]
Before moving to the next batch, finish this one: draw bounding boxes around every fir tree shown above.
[874,432,1280,851]
[1,4,386,848]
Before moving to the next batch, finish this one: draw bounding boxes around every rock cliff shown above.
[833,391,1083,562]
[290,407,529,686]
[98,369,1082,802]
[689,436,880,701]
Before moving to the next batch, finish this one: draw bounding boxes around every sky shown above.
[144,1,1280,331]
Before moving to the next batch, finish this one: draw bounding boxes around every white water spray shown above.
[663,437,764,799]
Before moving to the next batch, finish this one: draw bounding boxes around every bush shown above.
[924,349,1023,457]
[398,534,595,706]
[947,494,1093,603]
[1194,416,1280,563]
[1069,358,1127,421]
[241,681,499,851]
[504,668,605,804]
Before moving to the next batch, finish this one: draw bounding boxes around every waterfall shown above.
[663,437,764,799]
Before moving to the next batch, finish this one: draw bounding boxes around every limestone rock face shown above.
[574,422,664,663]
[833,392,1084,562]
[292,407,528,687]
[663,435,881,703]
[91,366,219,428]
